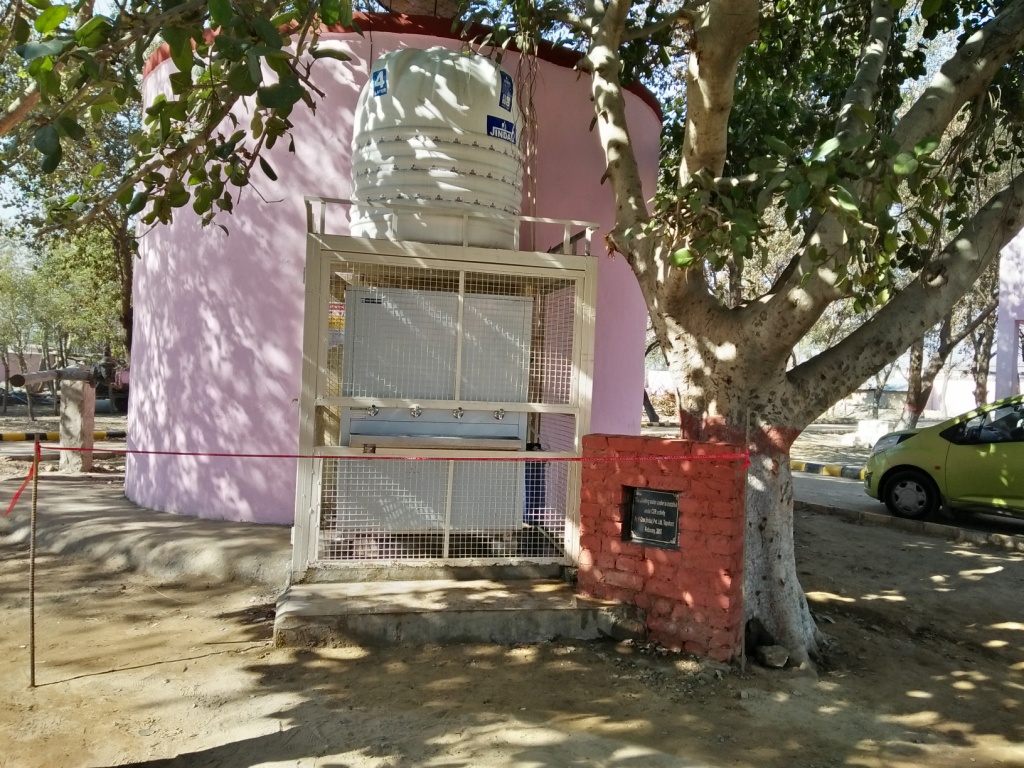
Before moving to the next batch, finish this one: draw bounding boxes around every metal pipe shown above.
[7,368,94,387]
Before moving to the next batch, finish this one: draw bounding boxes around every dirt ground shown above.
[3,409,1023,767]
[0,497,1021,767]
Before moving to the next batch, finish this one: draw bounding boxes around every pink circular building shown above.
[128,15,661,524]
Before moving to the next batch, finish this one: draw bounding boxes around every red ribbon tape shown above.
[3,443,39,517]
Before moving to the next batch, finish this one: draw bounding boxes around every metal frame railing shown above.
[304,196,600,257]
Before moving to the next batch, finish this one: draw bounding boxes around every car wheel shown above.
[883,470,941,519]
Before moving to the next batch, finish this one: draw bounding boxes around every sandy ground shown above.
[1,503,1022,767]
[4,408,1022,767]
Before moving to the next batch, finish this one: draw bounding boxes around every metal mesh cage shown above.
[325,262,577,406]
[318,458,567,561]
[310,253,585,565]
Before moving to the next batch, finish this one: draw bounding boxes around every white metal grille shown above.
[318,458,566,561]
[296,232,594,573]
[325,265,576,408]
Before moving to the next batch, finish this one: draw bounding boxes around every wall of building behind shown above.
[127,20,661,523]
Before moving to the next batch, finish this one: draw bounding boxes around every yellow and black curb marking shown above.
[0,431,127,443]
[790,460,865,481]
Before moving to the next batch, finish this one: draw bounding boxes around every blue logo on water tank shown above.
[499,72,513,112]
[373,69,387,96]
[487,115,516,144]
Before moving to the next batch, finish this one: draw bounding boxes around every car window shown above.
[953,404,1024,445]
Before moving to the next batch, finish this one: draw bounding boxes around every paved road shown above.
[794,472,1024,539]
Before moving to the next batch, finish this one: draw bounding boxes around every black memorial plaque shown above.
[626,488,680,549]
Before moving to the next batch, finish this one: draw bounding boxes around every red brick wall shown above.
[577,434,747,662]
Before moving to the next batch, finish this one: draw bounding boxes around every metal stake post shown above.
[29,440,39,688]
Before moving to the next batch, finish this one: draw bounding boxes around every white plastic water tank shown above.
[351,47,524,249]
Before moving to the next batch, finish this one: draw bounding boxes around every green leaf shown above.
[75,15,113,48]
[731,209,759,237]
[259,156,278,181]
[764,136,792,156]
[914,137,940,157]
[829,187,860,214]
[256,79,303,109]
[252,17,283,47]
[319,0,344,26]
[13,15,31,43]
[809,137,841,161]
[33,124,60,155]
[56,116,86,141]
[193,189,214,215]
[670,248,697,267]
[167,182,190,208]
[786,181,811,210]
[310,46,351,62]
[227,62,258,95]
[34,5,69,34]
[126,192,148,216]
[162,27,194,73]
[40,144,62,173]
[24,0,52,10]
[15,39,65,61]
[892,153,919,175]
[911,219,929,245]
[209,0,232,28]
[246,51,263,85]
[807,167,829,188]
[90,162,105,177]
[921,0,943,18]
[749,156,781,174]
[919,209,940,228]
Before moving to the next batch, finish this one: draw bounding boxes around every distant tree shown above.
[895,264,999,429]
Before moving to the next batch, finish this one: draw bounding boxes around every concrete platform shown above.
[274,578,643,647]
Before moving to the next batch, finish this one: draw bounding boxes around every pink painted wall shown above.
[127,17,660,523]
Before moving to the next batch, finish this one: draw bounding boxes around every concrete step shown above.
[274,578,643,647]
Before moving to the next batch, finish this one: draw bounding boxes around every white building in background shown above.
[995,229,1024,399]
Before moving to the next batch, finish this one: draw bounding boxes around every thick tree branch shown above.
[585,0,650,243]
[0,82,41,138]
[621,0,709,42]
[835,0,894,140]
[787,170,1024,421]
[536,8,591,34]
[893,0,1024,153]
[677,0,759,183]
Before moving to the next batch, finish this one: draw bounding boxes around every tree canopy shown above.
[1,0,354,230]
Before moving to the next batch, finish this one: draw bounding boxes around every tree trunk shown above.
[972,317,995,406]
[17,350,34,421]
[662,328,823,662]
[896,339,925,430]
[744,447,823,665]
[117,231,134,356]
[1,352,8,414]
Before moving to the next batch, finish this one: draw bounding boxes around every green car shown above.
[864,394,1024,519]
